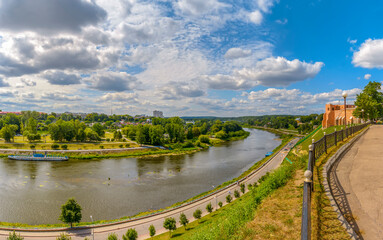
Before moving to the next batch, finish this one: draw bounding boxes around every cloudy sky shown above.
[0,0,382,116]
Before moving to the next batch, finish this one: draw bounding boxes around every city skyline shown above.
[0,0,382,116]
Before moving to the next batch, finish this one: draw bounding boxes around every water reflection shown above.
[0,129,280,224]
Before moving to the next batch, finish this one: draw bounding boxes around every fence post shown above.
[341,127,343,141]
[308,144,314,191]
[334,130,337,146]
[324,132,327,154]
[301,170,312,240]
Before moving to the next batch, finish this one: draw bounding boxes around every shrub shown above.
[111,138,115,142]
[29,145,36,150]
[51,144,59,150]
[234,190,240,198]
[240,183,245,193]
[198,135,210,144]
[179,213,189,230]
[125,143,130,148]
[149,224,156,237]
[218,201,223,208]
[122,138,127,142]
[107,233,118,240]
[215,130,228,140]
[119,144,123,148]
[182,141,194,148]
[56,233,71,240]
[99,145,104,149]
[163,217,176,237]
[7,231,23,240]
[106,138,110,142]
[122,229,137,240]
[193,209,202,221]
[248,183,253,190]
[226,194,232,203]
[61,145,68,150]
[206,203,213,213]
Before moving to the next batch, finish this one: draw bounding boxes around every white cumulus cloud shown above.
[353,39,383,68]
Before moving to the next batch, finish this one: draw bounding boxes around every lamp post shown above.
[361,109,365,123]
[342,91,348,127]
[90,215,94,240]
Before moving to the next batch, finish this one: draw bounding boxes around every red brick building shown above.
[322,104,361,128]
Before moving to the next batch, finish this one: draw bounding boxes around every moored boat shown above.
[8,153,68,161]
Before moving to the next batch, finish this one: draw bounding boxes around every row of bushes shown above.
[29,143,132,150]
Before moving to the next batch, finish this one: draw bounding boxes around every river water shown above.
[0,128,280,224]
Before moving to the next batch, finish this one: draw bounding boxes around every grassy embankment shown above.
[149,125,367,240]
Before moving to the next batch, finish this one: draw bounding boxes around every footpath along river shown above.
[0,128,280,225]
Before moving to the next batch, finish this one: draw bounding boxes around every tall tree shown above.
[354,81,383,121]
[59,198,82,228]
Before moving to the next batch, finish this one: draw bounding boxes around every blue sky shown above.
[0,0,382,116]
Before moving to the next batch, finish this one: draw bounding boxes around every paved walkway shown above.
[334,125,383,240]
[0,138,299,240]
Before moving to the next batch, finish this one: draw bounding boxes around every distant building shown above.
[322,104,361,128]
[153,110,164,118]
[0,111,22,115]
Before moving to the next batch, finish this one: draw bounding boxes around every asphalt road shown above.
[0,138,299,240]
[334,125,383,240]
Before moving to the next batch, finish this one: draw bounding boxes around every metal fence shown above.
[301,122,369,240]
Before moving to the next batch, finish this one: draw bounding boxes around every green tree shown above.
[179,213,189,230]
[122,229,137,240]
[193,209,202,222]
[226,194,232,203]
[234,190,240,198]
[149,224,156,237]
[107,233,118,240]
[163,217,176,237]
[136,125,146,145]
[56,233,71,240]
[92,123,105,137]
[240,183,245,193]
[0,124,18,142]
[206,203,213,213]
[218,201,223,208]
[113,130,123,141]
[7,231,23,240]
[59,198,82,228]
[149,125,164,145]
[354,81,383,121]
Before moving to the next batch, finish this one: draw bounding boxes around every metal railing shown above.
[301,122,369,240]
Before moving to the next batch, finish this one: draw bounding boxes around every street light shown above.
[361,109,365,123]
[342,91,348,127]
[90,215,94,240]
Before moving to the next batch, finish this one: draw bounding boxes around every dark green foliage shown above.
[248,183,253,190]
[59,198,82,228]
[234,190,240,198]
[0,124,18,142]
[7,231,23,240]
[51,144,59,150]
[218,201,223,208]
[61,144,68,150]
[92,123,105,137]
[226,194,232,203]
[30,145,36,150]
[193,209,202,221]
[179,213,189,230]
[198,135,210,144]
[163,217,177,236]
[99,145,104,149]
[122,229,137,240]
[206,203,213,213]
[354,81,383,120]
[240,183,245,193]
[119,144,123,148]
[107,233,118,240]
[149,224,156,237]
